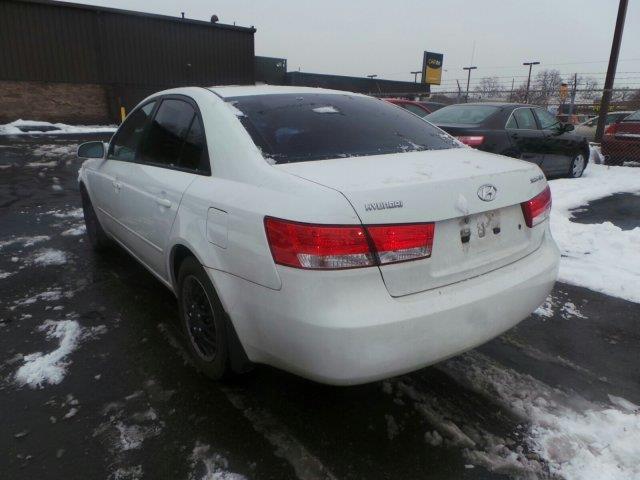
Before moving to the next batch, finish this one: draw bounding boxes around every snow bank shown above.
[0,119,116,135]
[549,162,640,303]
[14,319,82,388]
[443,352,640,480]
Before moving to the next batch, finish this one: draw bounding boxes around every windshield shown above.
[426,105,501,125]
[227,93,460,164]
[623,110,640,121]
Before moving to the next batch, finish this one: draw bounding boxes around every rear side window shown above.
[228,93,460,164]
[109,101,156,161]
[426,105,500,125]
[510,108,538,130]
[140,99,195,167]
[180,116,209,173]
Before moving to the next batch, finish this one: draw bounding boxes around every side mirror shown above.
[78,141,105,159]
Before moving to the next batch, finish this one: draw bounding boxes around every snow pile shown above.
[61,225,86,236]
[443,352,640,480]
[0,235,50,250]
[0,119,116,135]
[549,163,640,303]
[189,442,247,480]
[14,319,82,388]
[31,249,68,266]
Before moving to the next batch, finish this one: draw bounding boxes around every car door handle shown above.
[155,197,172,208]
[112,180,122,191]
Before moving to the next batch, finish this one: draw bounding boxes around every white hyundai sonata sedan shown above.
[77,85,559,385]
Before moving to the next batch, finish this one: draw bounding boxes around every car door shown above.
[85,101,157,238]
[534,107,580,175]
[505,107,546,166]
[115,96,210,280]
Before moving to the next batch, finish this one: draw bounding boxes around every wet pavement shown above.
[1,135,639,480]
[570,192,640,230]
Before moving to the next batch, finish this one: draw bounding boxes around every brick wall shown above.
[0,80,111,124]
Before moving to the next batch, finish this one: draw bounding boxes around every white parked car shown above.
[77,86,559,385]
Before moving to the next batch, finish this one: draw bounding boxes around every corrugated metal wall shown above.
[0,0,255,95]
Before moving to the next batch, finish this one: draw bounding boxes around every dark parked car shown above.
[601,109,640,165]
[425,103,590,178]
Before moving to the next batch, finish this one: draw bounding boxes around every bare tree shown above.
[530,69,563,105]
[566,75,600,101]
[475,76,504,99]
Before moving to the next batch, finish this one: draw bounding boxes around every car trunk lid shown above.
[278,148,548,297]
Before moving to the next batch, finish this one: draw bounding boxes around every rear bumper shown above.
[209,229,559,385]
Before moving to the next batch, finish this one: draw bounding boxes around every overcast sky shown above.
[71,0,640,91]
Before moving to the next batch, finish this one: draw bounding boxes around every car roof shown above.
[207,85,365,99]
[454,102,530,108]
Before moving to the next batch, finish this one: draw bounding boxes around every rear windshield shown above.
[623,110,640,121]
[426,105,500,125]
[227,93,460,164]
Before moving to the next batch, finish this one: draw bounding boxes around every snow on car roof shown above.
[208,84,366,98]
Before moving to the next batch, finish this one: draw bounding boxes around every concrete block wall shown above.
[0,80,111,124]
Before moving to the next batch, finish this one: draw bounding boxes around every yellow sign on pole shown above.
[559,83,569,101]
[422,52,444,85]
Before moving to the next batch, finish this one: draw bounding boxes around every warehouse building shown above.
[0,0,256,123]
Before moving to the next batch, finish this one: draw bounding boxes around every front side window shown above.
[510,108,538,130]
[109,101,156,161]
[140,99,196,167]
[534,108,560,130]
[426,105,500,125]
[228,93,460,164]
[623,110,640,121]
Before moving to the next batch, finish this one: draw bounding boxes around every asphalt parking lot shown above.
[1,135,639,480]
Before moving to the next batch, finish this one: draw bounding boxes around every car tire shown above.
[567,153,586,178]
[80,185,112,252]
[177,256,235,381]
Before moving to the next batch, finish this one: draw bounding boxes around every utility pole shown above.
[463,66,477,103]
[523,61,540,103]
[411,71,421,83]
[509,78,515,102]
[568,73,578,119]
[456,79,462,103]
[595,0,628,142]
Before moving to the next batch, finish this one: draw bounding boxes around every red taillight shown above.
[367,224,434,264]
[604,123,618,136]
[521,185,552,228]
[264,217,435,270]
[456,135,485,147]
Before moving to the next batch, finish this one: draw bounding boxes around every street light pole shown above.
[463,66,477,102]
[595,0,628,143]
[522,61,540,103]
